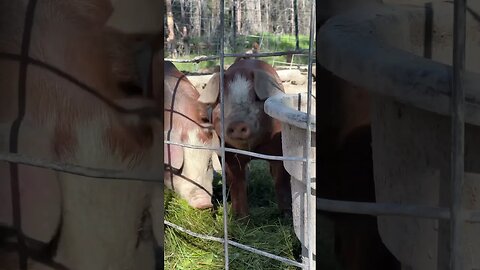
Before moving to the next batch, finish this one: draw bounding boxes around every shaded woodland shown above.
[165,0,313,57]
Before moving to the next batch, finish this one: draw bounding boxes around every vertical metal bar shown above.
[293,0,300,50]
[219,0,229,269]
[450,0,466,269]
[232,0,237,52]
[303,0,316,269]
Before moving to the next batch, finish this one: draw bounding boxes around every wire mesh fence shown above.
[164,0,316,269]
[314,0,469,269]
[0,1,314,269]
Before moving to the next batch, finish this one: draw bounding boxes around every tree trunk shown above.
[180,0,185,24]
[293,0,299,49]
[255,1,262,33]
[166,0,176,57]
[265,1,269,33]
[166,0,175,42]
[236,0,242,34]
[290,0,295,35]
[193,0,202,37]
[246,0,255,33]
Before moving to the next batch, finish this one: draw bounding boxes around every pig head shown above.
[163,61,218,209]
[199,58,292,218]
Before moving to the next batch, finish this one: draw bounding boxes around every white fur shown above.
[166,128,214,199]
[73,114,112,167]
[181,129,213,183]
[228,74,251,103]
[223,74,261,125]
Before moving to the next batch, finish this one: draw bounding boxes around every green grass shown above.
[171,57,236,74]
[166,33,313,73]
[164,160,302,270]
[244,33,311,52]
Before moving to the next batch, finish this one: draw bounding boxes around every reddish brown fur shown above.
[208,59,291,218]
[53,119,77,160]
[229,59,281,79]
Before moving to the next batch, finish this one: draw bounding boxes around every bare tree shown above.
[290,0,295,35]
[192,0,202,37]
[167,0,312,55]
[236,0,242,34]
[255,1,262,33]
[166,0,177,57]
[245,0,255,33]
[180,0,186,23]
[265,1,270,33]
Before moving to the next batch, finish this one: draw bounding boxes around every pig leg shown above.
[269,161,292,216]
[225,162,249,218]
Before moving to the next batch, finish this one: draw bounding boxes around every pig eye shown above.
[201,116,209,123]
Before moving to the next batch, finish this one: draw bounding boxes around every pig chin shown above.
[225,136,261,150]
[226,139,249,150]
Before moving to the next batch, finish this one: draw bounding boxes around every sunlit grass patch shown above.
[164,160,301,269]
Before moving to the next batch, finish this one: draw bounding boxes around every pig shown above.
[0,0,166,269]
[109,48,218,209]
[162,61,218,209]
[316,66,400,270]
[198,58,292,218]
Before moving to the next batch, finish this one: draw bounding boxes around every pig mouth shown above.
[188,195,213,209]
[225,136,263,151]
[226,138,252,150]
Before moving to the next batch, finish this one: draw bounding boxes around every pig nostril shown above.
[241,127,247,133]
[227,128,234,134]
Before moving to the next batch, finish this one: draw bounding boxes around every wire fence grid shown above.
[0,0,468,269]
[313,1,467,270]
[164,0,316,269]
[0,1,315,270]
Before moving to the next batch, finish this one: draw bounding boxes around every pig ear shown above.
[253,70,284,100]
[198,72,220,104]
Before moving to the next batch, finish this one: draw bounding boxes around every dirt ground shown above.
[186,67,316,97]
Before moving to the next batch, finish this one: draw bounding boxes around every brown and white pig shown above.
[198,58,292,218]
[162,61,218,209]
[0,1,167,269]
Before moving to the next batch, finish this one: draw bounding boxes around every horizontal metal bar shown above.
[317,198,480,223]
[164,220,304,268]
[0,152,162,182]
[224,147,306,162]
[317,198,450,220]
[469,210,480,222]
[165,50,314,63]
[163,140,218,150]
[164,140,308,162]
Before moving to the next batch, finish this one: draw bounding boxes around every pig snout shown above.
[188,193,213,209]
[226,121,252,140]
